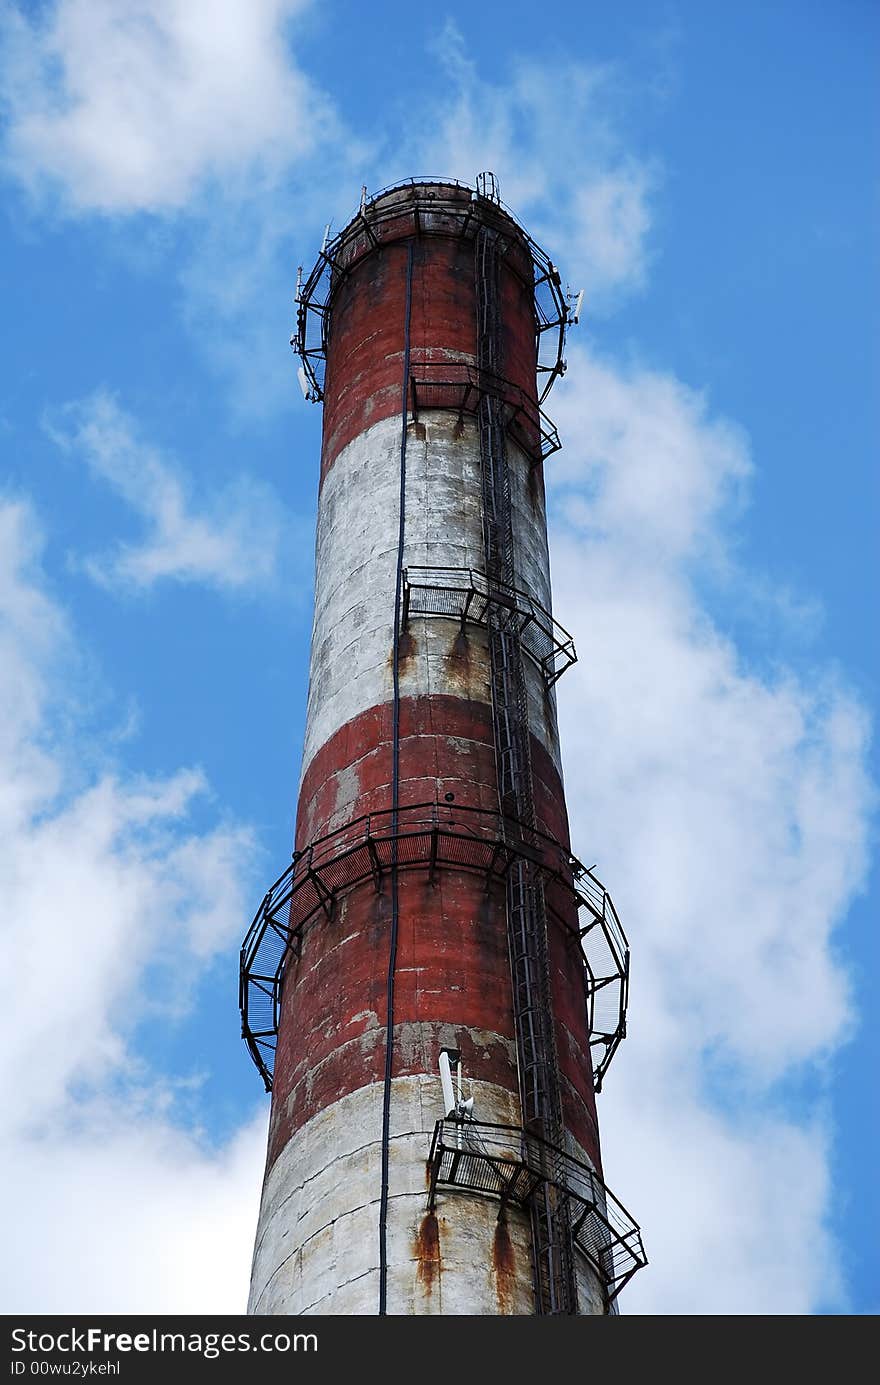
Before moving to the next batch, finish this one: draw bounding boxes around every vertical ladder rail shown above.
[475,224,578,1315]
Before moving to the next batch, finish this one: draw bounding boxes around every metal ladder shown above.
[475,224,578,1315]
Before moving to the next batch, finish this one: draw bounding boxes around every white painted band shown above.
[302,411,562,788]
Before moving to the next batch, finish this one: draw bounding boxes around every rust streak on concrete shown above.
[415,1211,441,1294]
[394,626,417,674]
[492,1207,516,1314]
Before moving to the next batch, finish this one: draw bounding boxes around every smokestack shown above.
[241,176,646,1315]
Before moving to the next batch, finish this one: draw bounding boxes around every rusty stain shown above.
[444,629,489,703]
[415,1211,441,1294]
[391,627,417,673]
[526,455,543,506]
[492,1207,516,1313]
[448,629,473,685]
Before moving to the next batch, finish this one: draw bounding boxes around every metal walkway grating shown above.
[402,565,576,686]
[427,1120,647,1304]
[293,178,572,406]
[239,802,628,1095]
[408,361,561,465]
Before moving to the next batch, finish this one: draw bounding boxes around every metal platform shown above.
[402,565,576,686]
[570,862,629,1091]
[408,360,561,465]
[427,1120,647,1303]
[293,177,572,406]
[239,801,628,1094]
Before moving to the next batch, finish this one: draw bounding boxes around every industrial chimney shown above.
[241,176,646,1315]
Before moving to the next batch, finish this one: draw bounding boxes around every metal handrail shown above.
[428,1119,647,1302]
[293,177,570,405]
[402,565,576,685]
[239,801,629,1094]
[407,360,562,464]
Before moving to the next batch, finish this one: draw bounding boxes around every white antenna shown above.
[321,222,331,254]
[359,185,368,215]
[439,1049,457,1118]
[294,265,303,303]
[572,289,584,324]
[439,1047,474,1122]
[297,365,311,401]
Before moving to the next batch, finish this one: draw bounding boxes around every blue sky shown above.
[0,0,876,1313]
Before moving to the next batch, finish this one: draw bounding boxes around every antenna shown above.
[294,265,303,303]
[571,289,584,325]
[438,1048,457,1117]
[320,222,331,254]
[297,365,311,401]
[359,185,368,215]
[439,1047,474,1122]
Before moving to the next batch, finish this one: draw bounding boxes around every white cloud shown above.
[48,390,284,592]
[2,1107,267,1313]
[548,345,872,1312]
[552,350,752,563]
[605,1061,840,1314]
[1,0,335,213]
[0,1,369,414]
[398,21,658,305]
[0,495,266,1311]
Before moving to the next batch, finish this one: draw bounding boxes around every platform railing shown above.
[407,361,562,465]
[402,565,576,685]
[293,178,570,405]
[240,801,628,1094]
[427,1119,647,1303]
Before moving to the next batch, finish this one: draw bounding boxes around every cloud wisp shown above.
[398,20,658,308]
[0,0,369,415]
[549,345,872,1312]
[1,0,334,213]
[48,391,285,593]
[0,496,267,1310]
